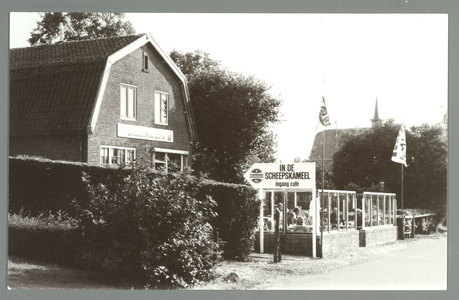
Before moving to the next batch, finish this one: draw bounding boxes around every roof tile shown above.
[10,35,144,135]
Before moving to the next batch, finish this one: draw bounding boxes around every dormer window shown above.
[142,51,149,72]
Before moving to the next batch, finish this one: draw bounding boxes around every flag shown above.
[315,97,331,133]
[391,123,407,167]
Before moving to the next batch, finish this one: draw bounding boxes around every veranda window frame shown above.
[361,192,397,229]
[318,189,357,234]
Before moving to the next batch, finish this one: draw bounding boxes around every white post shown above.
[259,189,264,253]
[312,188,316,258]
[383,194,386,225]
[362,194,366,229]
[271,192,274,232]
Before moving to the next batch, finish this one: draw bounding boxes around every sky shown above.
[9,13,448,162]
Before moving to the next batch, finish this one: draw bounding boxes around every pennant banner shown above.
[391,123,407,167]
[315,97,331,133]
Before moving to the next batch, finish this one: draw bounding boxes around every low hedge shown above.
[8,211,82,265]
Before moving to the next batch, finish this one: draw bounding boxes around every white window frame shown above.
[120,84,137,120]
[100,145,136,166]
[153,148,189,172]
[154,91,169,125]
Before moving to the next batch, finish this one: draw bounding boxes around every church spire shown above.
[371,98,382,127]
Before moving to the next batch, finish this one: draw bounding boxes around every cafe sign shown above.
[243,162,316,189]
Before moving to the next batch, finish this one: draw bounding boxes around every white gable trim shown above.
[146,34,197,141]
[146,34,188,83]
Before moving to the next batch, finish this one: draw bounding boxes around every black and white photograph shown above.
[4,7,451,294]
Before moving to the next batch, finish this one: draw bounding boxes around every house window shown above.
[154,91,169,125]
[100,146,136,166]
[120,84,136,120]
[100,147,109,164]
[142,52,149,72]
[153,148,188,172]
[111,148,125,164]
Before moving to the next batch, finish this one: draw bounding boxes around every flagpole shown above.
[401,164,404,211]
[320,129,325,257]
[401,163,404,239]
[316,95,330,257]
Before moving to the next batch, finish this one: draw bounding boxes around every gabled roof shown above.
[10,34,198,141]
[309,129,348,163]
[309,127,369,168]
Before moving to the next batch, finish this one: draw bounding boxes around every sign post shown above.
[244,163,317,257]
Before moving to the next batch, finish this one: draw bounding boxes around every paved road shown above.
[268,236,447,290]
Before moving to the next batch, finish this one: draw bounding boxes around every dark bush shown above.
[199,181,260,261]
[74,162,218,289]
[8,210,82,265]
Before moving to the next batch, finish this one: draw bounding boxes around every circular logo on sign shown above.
[250,168,263,183]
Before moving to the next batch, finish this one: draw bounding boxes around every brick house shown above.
[9,33,197,170]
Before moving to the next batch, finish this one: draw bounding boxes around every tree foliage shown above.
[331,120,447,213]
[170,50,282,183]
[28,12,136,45]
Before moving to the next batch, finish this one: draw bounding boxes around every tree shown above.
[332,121,400,191]
[331,120,447,213]
[28,13,136,45]
[404,123,447,212]
[170,50,282,183]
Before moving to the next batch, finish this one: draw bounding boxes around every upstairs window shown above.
[154,91,169,125]
[120,84,136,120]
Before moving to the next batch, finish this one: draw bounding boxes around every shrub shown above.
[199,181,260,261]
[8,210,82,265]
[74,162,218,289]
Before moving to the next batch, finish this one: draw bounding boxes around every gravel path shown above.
[266,235,447,290]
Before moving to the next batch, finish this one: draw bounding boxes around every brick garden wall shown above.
[321,230,360,258]
[359,226,398,247]
[255,232,321,257]
[255,230,360,258]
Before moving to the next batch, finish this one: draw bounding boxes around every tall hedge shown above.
[199,181,260,261]
[9,156,121,215]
